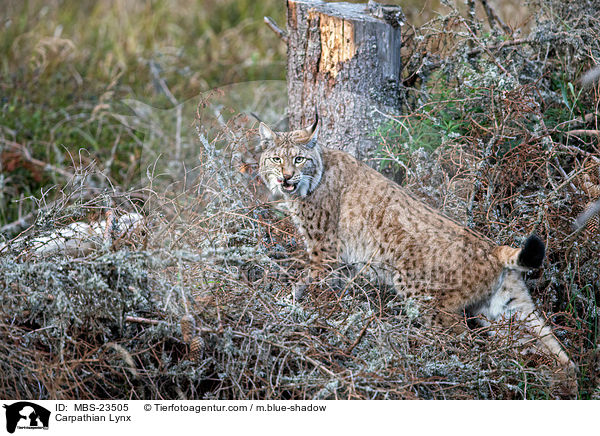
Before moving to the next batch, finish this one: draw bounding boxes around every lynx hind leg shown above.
[481,272,572,366]
[478,271,577,394]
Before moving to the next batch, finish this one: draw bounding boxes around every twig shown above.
[0,186,147,235]
[231,329,337,378]
[190,322,338,379]
[124,316,162,325]
[467,38,533,56]
[2,138,74,179]
[461,20,506,75]
[225,210,295,237]
[466,0,476,50]
[565,129,600,136]
[425,38,535,71]
[1,189,90,235]
[553,164,593,194]
[345,316,375,355]
[546,148,579,193]
[149,60,182,161]
[0,215,34,235]
[264,16,288,44]
[479,0,511,34]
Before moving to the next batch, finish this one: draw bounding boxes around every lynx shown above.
[258,115,576,389]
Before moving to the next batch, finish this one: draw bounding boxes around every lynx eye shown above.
[270,157,282,164]
[294,156,306,165]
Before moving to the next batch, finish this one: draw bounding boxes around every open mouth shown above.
[281,181,296,192]
[278,178,297,193]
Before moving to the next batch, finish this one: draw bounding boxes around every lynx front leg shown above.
[293,260,322,300]
[292,202,339,300]
[293,239,336,300]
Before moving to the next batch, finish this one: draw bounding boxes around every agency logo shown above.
[2,402,50,434]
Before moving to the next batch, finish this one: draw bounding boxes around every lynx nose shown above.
[277,172,293,185]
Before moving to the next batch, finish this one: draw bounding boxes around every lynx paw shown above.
[550,362,579,399]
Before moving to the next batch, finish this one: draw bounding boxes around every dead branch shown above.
[344,316,375,355]
[566,129,600,136]
[124,316,162,325]
[2,138,74,179]
[467,38,533,56]
[479,0,511,34]
[264,16,288,44]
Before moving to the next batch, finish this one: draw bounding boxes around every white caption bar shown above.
[0,400,591,436]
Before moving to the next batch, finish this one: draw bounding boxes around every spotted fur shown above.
[258,117,576,390]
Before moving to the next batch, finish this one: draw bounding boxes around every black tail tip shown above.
[518,234,545,269]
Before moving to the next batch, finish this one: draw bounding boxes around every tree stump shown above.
[286,0,404,159]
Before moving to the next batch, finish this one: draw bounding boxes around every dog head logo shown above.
[3,402,50,433]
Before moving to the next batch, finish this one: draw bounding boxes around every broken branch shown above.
[264,16,288,43]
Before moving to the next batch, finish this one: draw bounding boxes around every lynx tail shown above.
[495,234,545,270]
[517,234,545,268]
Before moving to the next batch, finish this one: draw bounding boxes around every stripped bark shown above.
[286,0,404,159]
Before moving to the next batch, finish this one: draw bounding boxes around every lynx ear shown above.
[259,122,275,141]
[303,113,319,149]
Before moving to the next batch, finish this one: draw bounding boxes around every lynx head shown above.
[258,115,323,197]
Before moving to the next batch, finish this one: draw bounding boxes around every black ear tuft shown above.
[303,111,320,149]
[311,110,319,132]
[518,234,545,269]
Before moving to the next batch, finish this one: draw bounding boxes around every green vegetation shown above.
[375,70,472,175]
[0,0,285,226]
